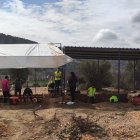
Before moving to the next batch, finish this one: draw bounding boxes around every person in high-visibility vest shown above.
[87,85,96,104]
[109,95,118,103]
[54,68,62,94]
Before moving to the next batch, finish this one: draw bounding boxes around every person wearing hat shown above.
[87,84,96,104]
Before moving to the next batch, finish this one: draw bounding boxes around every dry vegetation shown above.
[0,87,140,140]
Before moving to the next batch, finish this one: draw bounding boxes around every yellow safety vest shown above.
[87,87,96,97]
[54,71,62,81]
[109,96,118,102]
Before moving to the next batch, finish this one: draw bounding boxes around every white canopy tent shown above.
[0,44,72,68]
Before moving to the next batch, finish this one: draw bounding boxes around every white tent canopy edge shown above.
[0,44,73,68]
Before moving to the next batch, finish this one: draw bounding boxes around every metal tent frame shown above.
[63,46,140,93]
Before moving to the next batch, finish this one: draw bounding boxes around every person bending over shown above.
[23,85,33,103]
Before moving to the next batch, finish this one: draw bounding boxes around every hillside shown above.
[0,33,37,44]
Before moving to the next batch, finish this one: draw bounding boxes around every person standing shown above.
[87,84,96,104]
[1,76,10,103]
[14,77,22,97]
[48,75,55,96]
[68,72,78,103]
[54,68,62,94]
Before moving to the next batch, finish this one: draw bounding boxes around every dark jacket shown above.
[23,87,33,96]
[68,76,77,88]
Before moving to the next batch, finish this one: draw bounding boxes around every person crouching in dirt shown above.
[23,84,33,103]
[109,95,118,103]
[87,84,96,105]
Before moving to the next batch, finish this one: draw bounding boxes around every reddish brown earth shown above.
[0,87,140,140]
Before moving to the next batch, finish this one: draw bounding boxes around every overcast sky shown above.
[0,0,140,47]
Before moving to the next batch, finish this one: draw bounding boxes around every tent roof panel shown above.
[64,46,140,60]
[0,44,72,68]
[0,44,63,56]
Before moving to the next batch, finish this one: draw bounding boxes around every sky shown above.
[0,0,140,48]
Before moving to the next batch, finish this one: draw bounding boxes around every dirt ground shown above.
[0,87,140,140]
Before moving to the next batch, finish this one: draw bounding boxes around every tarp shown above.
[0,44,72,68]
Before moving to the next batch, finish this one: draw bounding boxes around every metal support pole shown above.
[118,50,121,94]
[62,46,66,90]
[35,69,36,94]
[56,43,65,90]
[133,60,136,90]
[97,59,100,90]
[97,59,99,73]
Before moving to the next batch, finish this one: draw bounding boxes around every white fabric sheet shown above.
[0,44,72,68]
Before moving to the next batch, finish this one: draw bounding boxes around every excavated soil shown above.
[0,87,140,140]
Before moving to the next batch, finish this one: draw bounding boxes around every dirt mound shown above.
[56,114,108,140]
[0,121,9,138]
[0,91,140,139]
[17,109,109,140]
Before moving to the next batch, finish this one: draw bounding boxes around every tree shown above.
[78,60,112,90]
[122,60,140,89]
